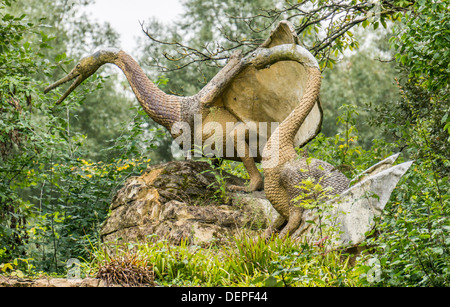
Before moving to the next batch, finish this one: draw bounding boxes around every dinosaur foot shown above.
[227,185,249,193]
[227,182,264,193]
[264,227,278,241]
[278,208,303,239]
[248,179,264,192]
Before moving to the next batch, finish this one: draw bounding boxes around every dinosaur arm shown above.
[197,44,319,109]
[196,50,247,108]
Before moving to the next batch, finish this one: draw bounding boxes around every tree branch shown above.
[140,1,410,73]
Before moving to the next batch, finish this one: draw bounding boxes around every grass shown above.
[86,232,364,287]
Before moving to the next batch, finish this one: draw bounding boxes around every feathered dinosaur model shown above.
[44,21,323,192]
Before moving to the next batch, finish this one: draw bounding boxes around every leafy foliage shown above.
[320,39,400,147]
[88,234,361,287]
[138,0,279,95]
[354,2,450,286]
[0,0,156,273]
[8,0,136,163]
[306,101,449,286]
[363,81,450,286]
[390,0,449,93]
[365,165,449,286]
[0,0,57,261]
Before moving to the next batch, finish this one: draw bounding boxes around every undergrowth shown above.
[86,233,363,287]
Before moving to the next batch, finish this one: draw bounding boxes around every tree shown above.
[320,27,400,148]
[8,0,139,162]
[0,0,155,271]
[0,0,60,260]
[391,0,449,94]
[370,0,449,175]
[362,0,450,286]
[138,0,279,95]
[140,0,411,76]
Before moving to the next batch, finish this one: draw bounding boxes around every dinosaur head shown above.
[246,48,273,70]
[246,45,319,71]
[44,49,120,104]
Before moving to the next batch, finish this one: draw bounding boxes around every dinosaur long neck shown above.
[281,67,322,152]
[264,66,322,167]
[113,51,182,131]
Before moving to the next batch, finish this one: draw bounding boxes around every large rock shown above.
[293,154,413,248]
[101,155,412,249]
[100,160,279,245]
[0,276,106,287]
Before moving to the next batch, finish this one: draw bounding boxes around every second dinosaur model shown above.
[253,44,350,238]
[253,40,412,240]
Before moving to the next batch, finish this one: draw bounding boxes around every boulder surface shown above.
[100,160,279,245]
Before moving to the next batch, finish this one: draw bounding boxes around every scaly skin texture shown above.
[262,66,350,238]
[115,51,182,131]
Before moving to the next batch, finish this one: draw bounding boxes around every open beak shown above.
[44,70,83,105]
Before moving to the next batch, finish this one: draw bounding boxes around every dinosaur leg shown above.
[228,122,263,192]
[264,215,286,240]
[279,206,304,238]
[240,156,264,191]
[227,157,263,192]
[201,109,263,192]
[264,174,291,238]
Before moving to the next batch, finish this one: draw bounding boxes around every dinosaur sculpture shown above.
[258,47,413,239]
[44,21,323,192]
[256,45,351,238]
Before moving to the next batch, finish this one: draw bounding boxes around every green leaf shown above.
[400,55,408,65]
[373,22,379,30]
[39,30,48,41]
[264,276,278,287]
[1,263,14,272]
[362,19,370,28]
[55,53,67,62]
[251,276,267,284]
[2,14,14,21]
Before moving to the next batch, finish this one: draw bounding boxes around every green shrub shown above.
[88,233,363,287]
